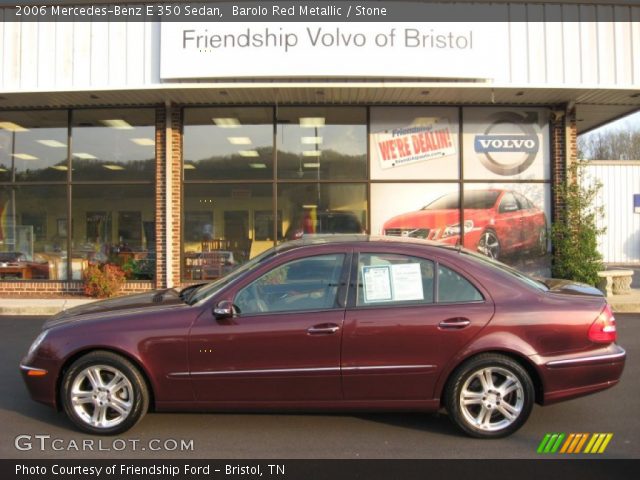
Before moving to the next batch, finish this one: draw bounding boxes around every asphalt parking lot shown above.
[0,315,637,459]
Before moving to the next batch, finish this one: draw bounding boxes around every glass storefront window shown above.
[371,183,460,242]
[0,185,67,280]
[278,183,367,241]
[184,107,273,180]
[462,107,550,181]
[72,184,156,280]
[277,107,367,180]
[462,183,550,276]
[0,110,68,182]
[183,184,274,281]
[72,109,156,181]
[370,107,460,181]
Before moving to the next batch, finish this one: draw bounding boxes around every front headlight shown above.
[442,220,474,238]
[27,330,48,358]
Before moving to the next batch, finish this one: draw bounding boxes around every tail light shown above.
[588,304,617,344]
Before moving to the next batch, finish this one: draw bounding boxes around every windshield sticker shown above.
[391,263,424,301]
[362,263,424,303]
[362,266,393,302]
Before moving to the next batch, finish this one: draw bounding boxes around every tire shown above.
[477,229,501,260]
[61,351,149,435]
[445,354,534,438]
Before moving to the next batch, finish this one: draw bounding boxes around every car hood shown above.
[383,209,462,229]
[543,278,604,297]
[43,289,184,329]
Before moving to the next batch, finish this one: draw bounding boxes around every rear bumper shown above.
[536,345,626,405]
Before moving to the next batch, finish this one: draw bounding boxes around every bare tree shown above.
[578,124,640,160]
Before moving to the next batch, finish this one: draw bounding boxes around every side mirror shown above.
[213,300,236,319]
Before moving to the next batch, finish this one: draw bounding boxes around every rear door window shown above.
[356,253,435,306]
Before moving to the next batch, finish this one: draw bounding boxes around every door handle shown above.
[307,323,340,335]
[438,318,471,329]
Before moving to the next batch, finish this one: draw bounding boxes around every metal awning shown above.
[0,81,638,134]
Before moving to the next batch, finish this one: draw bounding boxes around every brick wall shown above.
[0,281,154,297]
[551,106,577,223]
[154,104,183,289]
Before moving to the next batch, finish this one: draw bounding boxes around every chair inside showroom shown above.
[199,252,226,280]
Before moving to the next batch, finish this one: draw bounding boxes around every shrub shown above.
[83,263,126,298]
[551,162,605,286]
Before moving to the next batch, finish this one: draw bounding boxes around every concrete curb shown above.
[0,299,95,316]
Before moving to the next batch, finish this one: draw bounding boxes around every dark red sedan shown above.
[383,189,548,260]
[21,236,625,438]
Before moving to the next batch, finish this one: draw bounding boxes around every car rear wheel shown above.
[445,354,534,438]
[61,351,149,435]
[478,229,501,260]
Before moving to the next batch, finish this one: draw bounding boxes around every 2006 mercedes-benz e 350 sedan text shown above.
[21,236,625,438]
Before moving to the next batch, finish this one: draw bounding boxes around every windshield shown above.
[461,250,548,292]
[186,247,276,304]
[423,190,500,210]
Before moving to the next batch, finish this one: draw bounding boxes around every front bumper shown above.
[20,357,59,409]
[536,344,626,405]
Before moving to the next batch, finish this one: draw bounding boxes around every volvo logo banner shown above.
[474,111,540,176]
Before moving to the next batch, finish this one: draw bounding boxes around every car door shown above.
[341,248,494,401]
[189,249,351,403]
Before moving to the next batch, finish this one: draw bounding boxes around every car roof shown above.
[274,234,462,254]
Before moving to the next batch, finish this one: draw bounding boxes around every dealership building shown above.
[0,0,638,295]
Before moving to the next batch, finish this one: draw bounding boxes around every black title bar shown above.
[1,1,637,22]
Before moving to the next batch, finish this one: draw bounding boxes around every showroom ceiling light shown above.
[11,153,38,160]
[249,163,267,169]
[101,119,134,130]
[0,121,29,132]
[183,164,196,170]
[227,137,252,145]
[411,117,439,126]
[302,150,321,157]
[103,164,125,170]
[213,118,241,128]
[301,136,323,144]
[38,139,66,148]
[238,150,259,157]
[299,117,325,128]
[302,204,318,208]
[131,138,155,146]
[303,163,320,168]
[50,165,68,171]
[73,152,97,160]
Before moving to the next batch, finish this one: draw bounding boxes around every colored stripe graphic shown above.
[538,433,613,454]
[537,433,565,453]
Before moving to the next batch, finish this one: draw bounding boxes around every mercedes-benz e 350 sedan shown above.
[21,236,625,438]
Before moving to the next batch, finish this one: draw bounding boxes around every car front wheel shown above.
[445,354,534,438]
[61,351,149,435]
[477,229,501,260]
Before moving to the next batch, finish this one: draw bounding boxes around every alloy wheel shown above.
[478,230,500,259]
[70,364,134,429]
[458,366,524,432]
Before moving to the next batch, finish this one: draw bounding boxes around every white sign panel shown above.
[390,263,424,301]
[362,266,393,303]
[362,263,424,303]
[160,22,509,80]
